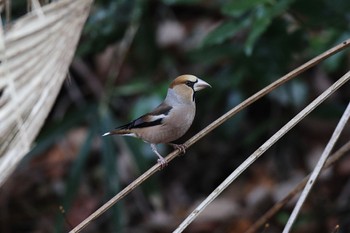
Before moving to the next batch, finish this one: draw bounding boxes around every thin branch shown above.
[282,102,350,233]
[331,225,340,233]
[102,21,140,106]
[99,21,140,113]
[173,71,350,233]
[244,140,350,233]
[69,39,350,233]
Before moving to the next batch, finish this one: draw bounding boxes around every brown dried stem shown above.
[283,102,350,232]
[245,140,350,233]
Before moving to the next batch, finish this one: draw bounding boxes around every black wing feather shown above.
[116,103,172,130]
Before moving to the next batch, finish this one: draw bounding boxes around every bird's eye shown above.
[185,81,192,86]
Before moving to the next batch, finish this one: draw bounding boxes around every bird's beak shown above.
[194,78,211,91]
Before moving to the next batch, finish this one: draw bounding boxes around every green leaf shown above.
[244,0,295,55]
[202,19,250,46]
[222,0,273,16]
[244,15,271,55]
[270,0,295,17]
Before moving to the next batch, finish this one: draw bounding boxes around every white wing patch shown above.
[147,114,166,122]
[123,133,137,137]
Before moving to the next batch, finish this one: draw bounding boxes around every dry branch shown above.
[282,102,350,233]
[245,140,350,233]
[70,39,350,233]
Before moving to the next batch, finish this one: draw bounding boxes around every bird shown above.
[102,74,211,168]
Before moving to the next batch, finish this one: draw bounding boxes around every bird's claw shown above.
[157,157,168,169]
[170,143,186,154]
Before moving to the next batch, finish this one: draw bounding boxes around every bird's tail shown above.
[102,129,131,137]
[102,129,134,137]
[102,122,135,137]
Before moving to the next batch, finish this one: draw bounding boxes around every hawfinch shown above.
[103,74,211,167]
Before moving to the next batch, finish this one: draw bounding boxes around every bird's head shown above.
[168,74,211,102]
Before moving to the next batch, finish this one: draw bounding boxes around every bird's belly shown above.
[140,106,195,144]
[139,124,189,144]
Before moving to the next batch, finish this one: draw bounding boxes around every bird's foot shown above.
[157,157,168,169]
[151,144,168,169]
[169,143,186,155]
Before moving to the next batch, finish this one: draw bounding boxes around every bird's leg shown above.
[168,143,186,155]
[150,144,167,169]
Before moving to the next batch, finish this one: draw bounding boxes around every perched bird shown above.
[103,74,211,167]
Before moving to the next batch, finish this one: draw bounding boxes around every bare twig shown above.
[69,39,350,233]
[99,18,140,113]
[282,102,350,233]
[331,225,340,233]
[245,140,350,233]
[102,21,140,106]
[173,71,350,233]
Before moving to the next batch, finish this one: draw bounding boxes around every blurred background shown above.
[1,0,350,232]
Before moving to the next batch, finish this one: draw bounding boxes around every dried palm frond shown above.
[0,0,93,186]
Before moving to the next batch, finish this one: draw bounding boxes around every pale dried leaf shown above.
[0,0,93,186]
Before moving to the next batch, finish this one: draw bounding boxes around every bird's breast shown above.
[161,104,196,142]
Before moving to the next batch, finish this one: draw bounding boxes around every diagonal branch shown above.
[69,39,350,233]
[244,140,350,233]
[282,102,350,233]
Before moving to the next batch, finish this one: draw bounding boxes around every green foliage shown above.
[78,0,141,55]
[202,19,250,46]
[222,0,273,16]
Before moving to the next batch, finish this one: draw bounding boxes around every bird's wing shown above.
[118,102,172,130]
